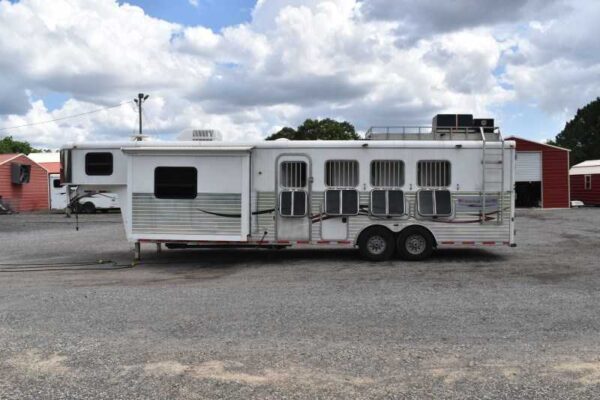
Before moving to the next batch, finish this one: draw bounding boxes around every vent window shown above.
[85,152,113,176]
[417,160,450,187]
[371,160,404,187]
[325,189,358,215]
[280,161,307,188]
[417,189,452,217]
[325,160,359,187]
[371,190,405,216]
[279,190,307,217]
[154,167,197,199]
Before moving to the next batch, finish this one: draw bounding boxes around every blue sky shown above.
[119,0,255,30]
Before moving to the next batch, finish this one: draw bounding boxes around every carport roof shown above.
[570,160,600,175]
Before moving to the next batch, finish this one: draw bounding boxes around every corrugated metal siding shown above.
[516,152,541,181]
[0,155,49,212]
[512,138,570,208]
[571,174,600,205]
[132,193,241,235]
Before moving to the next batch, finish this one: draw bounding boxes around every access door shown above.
[49,174,67,210]
[275,155,311,241]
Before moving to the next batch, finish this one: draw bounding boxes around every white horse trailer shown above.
[60,121,516,261]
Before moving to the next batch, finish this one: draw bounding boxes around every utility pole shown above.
[133,93,149,141]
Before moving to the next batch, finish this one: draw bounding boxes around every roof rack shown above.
[364,126,503,142]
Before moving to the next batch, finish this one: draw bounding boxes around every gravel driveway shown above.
[0,208,599,399]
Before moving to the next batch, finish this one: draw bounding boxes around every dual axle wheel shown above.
[358,226,434,261]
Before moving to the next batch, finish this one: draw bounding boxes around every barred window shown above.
[417,189,452,217]
[325,160,359,187]
[280,161,307,188]
[325,189,359,215]
[279,190,307,217]
[417,160,451,187]
[371,160,404,187]
[371,190,405,216]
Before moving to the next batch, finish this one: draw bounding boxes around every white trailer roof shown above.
[570,160,600,175]
[64,139,514,151]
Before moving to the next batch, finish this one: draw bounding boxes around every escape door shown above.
[275,155,311,241]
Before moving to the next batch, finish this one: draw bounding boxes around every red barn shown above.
[570,160,600,206]
[506,137,570,208]
[0,154,49,212]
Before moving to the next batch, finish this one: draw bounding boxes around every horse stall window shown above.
[417,189,452,217]
[279,190,307,217]
[154,167,198,199]
[370,190,405,216]
[85,152,113,176]
[325,189,359,215]
[417,160,451,187]
[325,160,359,187]
[280,161,307,188]
[371,160,404,188]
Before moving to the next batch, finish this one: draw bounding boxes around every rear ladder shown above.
[480,128,505,224]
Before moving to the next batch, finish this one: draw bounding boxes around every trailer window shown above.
[279,190,307,217]
[325,189,358,215]
[417,160,450,187]
[85,152,113,176]
[280,161,307,188]
[585,175,592,190]
[371,160,404,187]
[53,179,63,188]
[325,160,359,187]
[154,167,197,199]
[417,189,452,217]
[370,190,404,216]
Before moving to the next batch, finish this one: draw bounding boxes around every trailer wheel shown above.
[397,226,434,261]
[80,202,96,214]
[358,226,395,261]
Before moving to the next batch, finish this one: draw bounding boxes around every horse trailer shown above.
[60,116,516,261]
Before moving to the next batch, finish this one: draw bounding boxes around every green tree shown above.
[0,136,40,154]
[550,98,600,166]
[266,118,360,141]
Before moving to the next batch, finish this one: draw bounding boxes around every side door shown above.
[275,155,311,241]
[49,174,67,210]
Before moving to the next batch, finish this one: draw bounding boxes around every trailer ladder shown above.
[480,127,505,225]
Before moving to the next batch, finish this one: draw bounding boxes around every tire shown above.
[358,226,395,261]
[80,202,96,214]
[397,226,434,261]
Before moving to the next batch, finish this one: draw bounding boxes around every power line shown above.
[0,100,133,132]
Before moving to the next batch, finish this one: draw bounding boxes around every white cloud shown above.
[0,0,598,148]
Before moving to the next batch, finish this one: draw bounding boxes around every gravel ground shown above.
[0,209,599,399]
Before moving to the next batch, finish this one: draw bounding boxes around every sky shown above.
[0,0,598,148]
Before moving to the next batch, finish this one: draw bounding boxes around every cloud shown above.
[0,0,598,148]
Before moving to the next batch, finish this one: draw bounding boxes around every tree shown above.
[0,136,40,154]
[266,118,360,141]
[550,98,600,166]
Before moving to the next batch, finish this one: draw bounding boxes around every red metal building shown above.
[0,154,49,212]
[570,160,600,206]
[506,136,570,208]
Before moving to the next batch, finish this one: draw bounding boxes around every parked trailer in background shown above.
[49,173,120,213]
[60,114,516,261]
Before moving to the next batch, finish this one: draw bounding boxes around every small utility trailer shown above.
[60,114,516,261]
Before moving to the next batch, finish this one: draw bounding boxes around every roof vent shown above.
[177,129,222,141]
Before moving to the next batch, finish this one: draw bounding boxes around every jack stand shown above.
[156,243,162,254]
[134,241,141,261]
